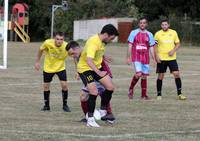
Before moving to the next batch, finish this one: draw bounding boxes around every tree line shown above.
[6,0,200,41]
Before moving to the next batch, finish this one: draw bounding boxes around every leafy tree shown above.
[4,0,200,40]
[134,0,200,20]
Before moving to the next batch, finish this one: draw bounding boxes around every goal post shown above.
[0,0,8,69]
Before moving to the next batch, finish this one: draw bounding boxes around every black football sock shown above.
[101,90,113,110]
[44,91,50,107]
[175,78,182,95]
[88,94,97,117]
[157,79,162,96]
[62,90,68,106]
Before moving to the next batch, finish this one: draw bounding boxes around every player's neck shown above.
[139,28,146,32]
[55,45,61,48]
[162,29,169,32]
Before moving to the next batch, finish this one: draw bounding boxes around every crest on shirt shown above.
[168,34,172,37]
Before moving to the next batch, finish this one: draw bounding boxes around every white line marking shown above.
[1,129,200,138]
[0,73,199,87]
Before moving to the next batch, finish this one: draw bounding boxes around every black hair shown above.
[54,31,65,37]
[66,41,80,51]
[161,19,169,24]
[138,17,148,22]
[100,24,119,36]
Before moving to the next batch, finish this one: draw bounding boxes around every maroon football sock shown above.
[141,79,147,97]
[129,75,139,90]
[81,101,88,115]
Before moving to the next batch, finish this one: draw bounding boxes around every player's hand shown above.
[152,60,157,68]
[75,72,80,80]
[35,61,40,71]
[156,55,161,63]
[126,56,131,65]
[103,55,113,63]
[97,71,107,77]
[168,50,175,56]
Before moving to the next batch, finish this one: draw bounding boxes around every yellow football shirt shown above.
[154,29,180,61]
[77,34,105,73]
[40,39,68,73]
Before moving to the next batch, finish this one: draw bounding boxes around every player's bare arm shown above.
[103,55,113,63]
[150,46,156,67]
[86,57,107,77]
[35,49,44,71]
[66,40,82,80]
[168,43,180,56]
[126,43,132,65]
[73,57,80,80]
[154,44,161,63]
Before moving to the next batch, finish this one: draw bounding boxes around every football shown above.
[86,109,101,121]
[94,109,101,120]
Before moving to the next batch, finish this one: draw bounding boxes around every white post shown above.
[50,5,55,38]
[0,0,8,69]
[51,2,68,38]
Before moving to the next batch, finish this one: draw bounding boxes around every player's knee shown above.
[173,72,180,78]
[158,74,164,80]
[135,73,142,78]
[61,83,68,91]
[61,85,68,91]
[80,91,89,102]
[141,76,147,80]
[44,87,49,91]
[43,84,50,91]
[104,82,115,91]
[88,88,98,95]
[107,85,115,91]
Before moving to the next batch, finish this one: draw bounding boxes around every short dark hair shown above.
[66,41,80,51]
[100,24,119,36]
[161,19,169,24]
[138,17,148,22]
[54,31,65,37]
